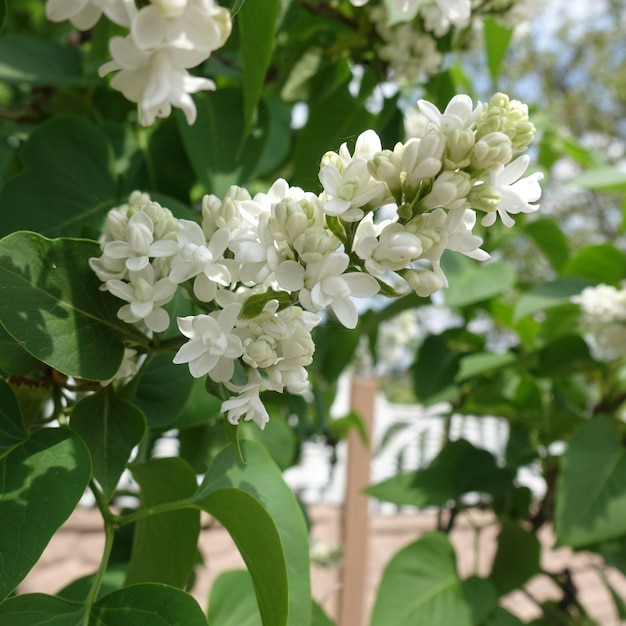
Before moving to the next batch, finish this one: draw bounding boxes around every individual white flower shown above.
[231,220,285,285]
[419,170,472,211]
[131,0,231,58]
[99,39,216,125]
[417,94,482,135]
[169,221,235,302]
[103,209,179,272]
[46,0,136,29]
[298,252,380,328]
[222,373,269,429]
[481,155,543,227]
[402,130,446,191]
[319,159,389,222]
[106,264,178,332]
[173,303,244,380]
[355,220,423,276]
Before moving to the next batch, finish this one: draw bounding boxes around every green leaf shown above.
[441,255,517,308]
[0,0,6,34]
[291,83,375,188]
[513,277,591,321]
[194,440,311,626]
[0,117,117,238]
[0,233,129,380]
[556,416,626,548]
[366,440,514,508]
[370,532,472,626]
[0,428,91,600]
[0,377,26,454]
[461,576,497,624]
[177,89,267,196]
[490,522,541,595]
[92,584,209,625]
[58,564,127,602]
[127,457,200,588]
[571,166,626,193]
[0,593,84,625]
[238,0,280,136]
[208,570,262,626]
[484,18,513,83]
[411,334,460,405]
[231,0,247,16]
[562,244,626,286]
[0,36,90,86]
[0,324,43,376]
[455,352,517,382]
[537,334,595,377]
[524,217,570,271]
[131,353,195,430]
[485,607,526,626]
[70,388,146,501]
[240,410,297,471]
[239,288,294,319]
[175,377,222,431]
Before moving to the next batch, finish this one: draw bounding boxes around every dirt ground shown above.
[18,503,626,625]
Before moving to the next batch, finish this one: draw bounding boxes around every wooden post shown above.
[338,376,377,626]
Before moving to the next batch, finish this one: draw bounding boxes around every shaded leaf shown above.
[126,457,200,588]
[411,334,460,405]
[556,416,626,548]
[0,593,84,625]
[0,428,91,600]
[92,584,208,625]
[571,167,626,193]
[0,36,89,86]
[490,522,541,595]
[455,352,517,382]
[70,388,146,501]
[0,233,129,380]
[370,532,472,626]
[461,576,497,624]
[0,377,26,454]
[0,117,117,238]
[366,440,514,508]
[58,564,127,602]
[208,569,262,626]
[131,352,195,430]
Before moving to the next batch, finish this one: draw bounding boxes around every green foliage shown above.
[0,233,129,380]
[370,533,472,626]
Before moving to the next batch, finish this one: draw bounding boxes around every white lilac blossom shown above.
[92,92,541,428]
[572,283,626,361]
[47,0,232,125]
[173,303,244,380]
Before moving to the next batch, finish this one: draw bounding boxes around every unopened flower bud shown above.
[467,182,502,214]
[401,268,444,297]
[420,170,471,211]
[368,149,403,193]
[444,128,474,169]
[471,131,513,171]
[402,131,445,190]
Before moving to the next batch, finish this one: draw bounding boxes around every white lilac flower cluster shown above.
[45,0,231,125]
[90,93,542,428]
[572,283,626,361]
[366,0,540,83]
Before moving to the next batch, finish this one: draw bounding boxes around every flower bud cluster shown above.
[91,93,542,428]
[572,283,626,361]
[46,0,232,125]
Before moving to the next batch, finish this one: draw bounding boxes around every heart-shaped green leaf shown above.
[0,428,91,600]
[0,377,26,454]
[0,232,133,380]
[370,532,472,626]
[70,388,146,501]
